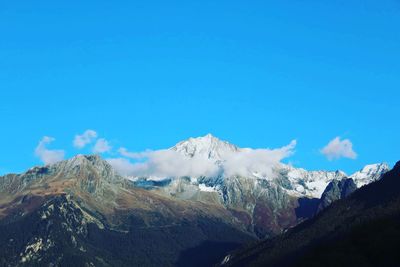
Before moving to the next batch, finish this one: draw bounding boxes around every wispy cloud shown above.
[107,140,297,179]
[118,147,149,159]
[93,138,112,154]
[106,158,138,176]
[35,136,65,165]
[73,130,97,149]
[223,140,297,177]
[110,149,220,178]
[321,137,357,161]
[73,130,111,154]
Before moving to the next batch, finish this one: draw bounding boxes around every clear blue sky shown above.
[0,0,399,175]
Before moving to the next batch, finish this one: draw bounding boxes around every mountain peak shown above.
[190,133,222,142]
[350,162,390,187]
[0,154,124,196]
[31,154,124,189]
[171,134,239,161]
[67,154,105,166]
[359,162,389,172]
[52,154,107,171]
[204,133,216,139]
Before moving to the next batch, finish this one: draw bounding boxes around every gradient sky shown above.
[1,0,399,175]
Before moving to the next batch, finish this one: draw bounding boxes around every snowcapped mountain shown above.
[1,134,390,240]
[350,163,390,187]
[170,133,239,162]
[0,135,394,265]
[143,134,389,199]
[126,134,391,237]
[276,165,347,198]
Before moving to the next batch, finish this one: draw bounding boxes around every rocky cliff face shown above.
[317,178,357,212]
[0,193,254,267]
[0,155,125,196]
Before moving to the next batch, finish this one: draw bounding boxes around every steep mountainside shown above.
[349,163,389,187]
[317,178,357,212]
[220,161,400,267]
[0,155,255,267]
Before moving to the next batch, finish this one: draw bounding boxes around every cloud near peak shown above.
[107,140,297,179]
[35,136,65,165]
[73,129,111,154]
[222,140,296,177]
[73,130,97,149]
[93,138,112,154]
[321,137,357,161]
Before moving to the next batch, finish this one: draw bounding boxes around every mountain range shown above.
[0,134,392,266]
[129,134,389,237]
[219,161,400,267]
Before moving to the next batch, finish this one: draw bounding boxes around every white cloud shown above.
[107,140,297,179]
[93,138,112,154]
[108,149,219,179]
[118,147,149,159]
[222,140,297,177]
[106,158,138,176]
[35,136,65,165]
[321,137,357,161]
[73,130,97,149]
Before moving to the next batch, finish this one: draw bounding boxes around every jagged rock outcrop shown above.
[317,178,357,212]
[0,155,121,192]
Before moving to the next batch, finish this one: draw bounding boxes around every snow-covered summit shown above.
[350,163,390,187]
[141,134,391,199]
[278,165,347,198]
[170,134,239,162]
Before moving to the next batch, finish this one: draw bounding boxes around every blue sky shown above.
[0,0,399,175]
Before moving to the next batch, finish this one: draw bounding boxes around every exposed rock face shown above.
[317,178,357,212]
[0,193,254,267]
[0,155,126,196]
[0,155,255,267]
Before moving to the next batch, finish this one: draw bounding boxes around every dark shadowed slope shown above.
[220,161,400,267]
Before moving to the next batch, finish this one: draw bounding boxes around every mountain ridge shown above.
[0,154,257,266]
[0,142,394,266]
[219,161,400,267]
[1,147,389,240]
[128,134,390,199]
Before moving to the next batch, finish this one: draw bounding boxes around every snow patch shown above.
[199,183,218,192]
